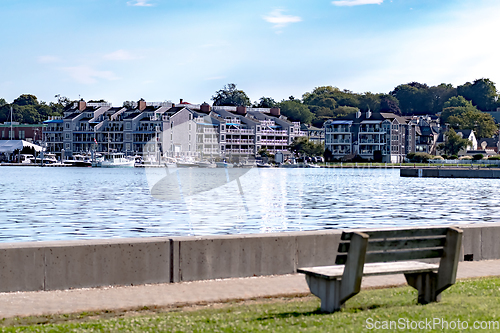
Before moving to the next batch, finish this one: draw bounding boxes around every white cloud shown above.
[103,50,136,61]
[38,55,60,64]
[332,0,383,6]
[127,0,153,7]
[62,66,119,84]
[263,9,302,29]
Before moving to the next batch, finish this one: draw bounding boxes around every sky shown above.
[1,0,500,106]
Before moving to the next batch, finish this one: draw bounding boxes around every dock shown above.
[401,167,500,179]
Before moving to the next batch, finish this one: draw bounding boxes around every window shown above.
[221,135,225,141]
[188,134,191,141]
[189,123,192,131]
[65,133,70,139]
[65,123,70,129]
[257,126,261,132]
[65,143,70,149]
[126,122,131,130]
[125,133,132,141]
[126,143,131,150]
[257,136,261,142]
[19,131,25,139]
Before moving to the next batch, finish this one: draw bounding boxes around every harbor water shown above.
[0,166,499,243]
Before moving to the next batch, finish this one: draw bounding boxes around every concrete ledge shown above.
[0,224,499,292]
[43,238,171,290]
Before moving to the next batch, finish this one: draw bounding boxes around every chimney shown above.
[78,99,86,111]
[236,106,247,115]
[138,98,146,111]
[200,102,211,113]
[366,109,372,118]
[270,107,280,116]
[356,110,362,118]
[180,99,183,104]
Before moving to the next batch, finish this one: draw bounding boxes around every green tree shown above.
[0,98,6,107]
[253,97,277,108]
[13,94,39,106]
[457,78,499,111]
[289,137,324,157]
[390,82,433,115]
[278,100,314,124]
[441,105,497,138]
[438,129,472,155]
[211,83,251,107]
[428,83,457,114]
[443,96,473,108]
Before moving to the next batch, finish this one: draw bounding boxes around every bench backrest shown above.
[336,227,458,265]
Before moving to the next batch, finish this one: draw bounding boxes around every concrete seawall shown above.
[401,168,500,178]
[1,223,499,292]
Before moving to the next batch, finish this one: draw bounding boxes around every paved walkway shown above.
[1,260,499,319]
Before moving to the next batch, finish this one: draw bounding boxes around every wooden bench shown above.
[297,227,463,313]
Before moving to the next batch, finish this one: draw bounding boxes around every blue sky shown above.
[1,0,499,106]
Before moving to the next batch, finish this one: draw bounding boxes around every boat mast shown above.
[10,106,13,140]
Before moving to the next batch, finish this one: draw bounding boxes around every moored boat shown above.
[97,153,135,168]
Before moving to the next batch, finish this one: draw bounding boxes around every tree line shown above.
[212,79,499,139]
[2,78,499,139]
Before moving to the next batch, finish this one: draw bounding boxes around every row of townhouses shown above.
[324,110,414,163]
[43,99,307,160]
[324,110,500,162]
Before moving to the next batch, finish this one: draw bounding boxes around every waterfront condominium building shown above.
[323,110,413,163]
[43,99,307,160]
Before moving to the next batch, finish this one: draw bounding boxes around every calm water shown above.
[0,166,499,243]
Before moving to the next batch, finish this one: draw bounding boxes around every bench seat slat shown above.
[297,261,439,280]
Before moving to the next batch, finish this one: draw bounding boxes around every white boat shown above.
[64,154,92,167]
[20,154,35,164]
[98,153,135,168]
[196,160,216,168]
[256,162,273,168]
[34,153,58,164]
[176,161,198,168]
[215,161,234,168]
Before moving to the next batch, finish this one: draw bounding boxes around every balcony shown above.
[326,127,350,133]
[226,139,253,144]
[332,139,350,144]
[260,139,288,145]
[226,129,254,135]
[225,149,254,154]
[359,128,383,133]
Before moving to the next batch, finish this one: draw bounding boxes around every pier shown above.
[400,167,500,178]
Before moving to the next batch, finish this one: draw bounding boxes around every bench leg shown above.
[405,272,441,304]
[305,275,342,313]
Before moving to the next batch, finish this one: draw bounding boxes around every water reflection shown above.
[0,166,499,242]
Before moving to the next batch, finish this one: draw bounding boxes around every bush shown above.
[449,155,458,160]
[441,154,448,159]
[408,152,432,163]
[472,154,484,160]
[488,155,500,160]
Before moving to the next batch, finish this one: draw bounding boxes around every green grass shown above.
[1,277,500,332]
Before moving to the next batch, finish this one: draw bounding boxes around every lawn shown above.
[1,277,499,332]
